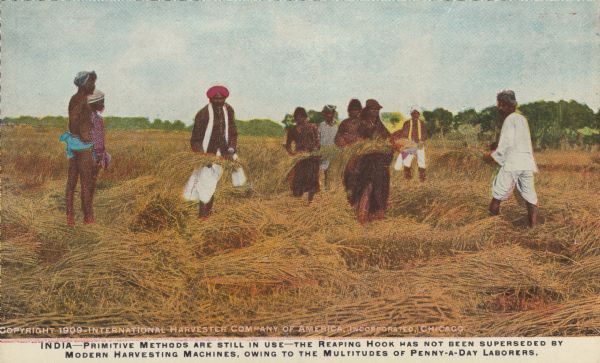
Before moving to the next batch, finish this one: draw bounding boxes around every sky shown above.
[1,1,599,124]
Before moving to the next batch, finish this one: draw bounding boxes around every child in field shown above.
[318,105,338,189]
[88,90,111,170]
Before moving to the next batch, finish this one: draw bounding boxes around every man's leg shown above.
[526,202,538,228]
[417,148,426,182]
[66,156,79,226]
[403,153,414,180]
[489,198,502,215]
[321,159,330,190]
[490,167,515,216]
[516,171,539,228]
[199,197,214,218]
[77,151,95,224]
[371,162,390,221]
[196,164,223,219]
[90,162,100,198]
[357,182,373,224]
[418,168,426,182]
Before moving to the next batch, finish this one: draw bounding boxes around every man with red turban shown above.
[186,85,245,218]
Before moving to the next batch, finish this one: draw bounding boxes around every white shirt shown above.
[319,122,338,147]
[491,112,538,172]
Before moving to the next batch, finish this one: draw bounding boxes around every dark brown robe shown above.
[66,92,97,222]
[285,122,320,197]
[335,116,392,218]
[190,103,237,155]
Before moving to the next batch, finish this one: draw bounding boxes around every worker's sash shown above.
[408,119,422,142]
[203,104,229,153]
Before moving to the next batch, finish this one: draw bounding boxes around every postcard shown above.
[1,1,599,362]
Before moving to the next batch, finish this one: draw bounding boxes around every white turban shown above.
[74,71,95,87]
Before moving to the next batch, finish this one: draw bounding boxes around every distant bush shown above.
[235,119,284,137]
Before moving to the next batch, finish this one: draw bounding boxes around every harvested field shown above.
[1,125,599,337]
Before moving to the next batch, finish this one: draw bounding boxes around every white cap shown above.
[87,89,105,104]
[409,105,422,114]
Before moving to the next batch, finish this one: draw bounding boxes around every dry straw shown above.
[2,127,599,337]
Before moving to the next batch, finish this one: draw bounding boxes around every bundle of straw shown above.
[434,149,487,170]
[404,245,566,298]
[469,295,600,336]
[283,139,395,179]
[198,236,355,294]
[156,151,245,188]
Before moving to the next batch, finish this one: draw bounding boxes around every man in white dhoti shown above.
[318,105,338,189]
[484,90,538,228]
[393,105,428,181]
[185,85,247,218]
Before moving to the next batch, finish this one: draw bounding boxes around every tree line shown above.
[1,116,285,137]
[423,100,599,149]
[3,99,599,148]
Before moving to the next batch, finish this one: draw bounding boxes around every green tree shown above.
[40,116,68,128]
[151,118,164,130]
[453,109,479,129]
[422,108,452,136]
[171,120,187,131]
[381,112,405,124]
[236,119,284,137]
[520,101,561,149]
[281,113,294,129]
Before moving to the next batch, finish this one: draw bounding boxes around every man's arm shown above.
[226,105,237,152]
[190,108,208,152]
[490,116,515,165]
[78,104,93,143]
[285,127,295,154]
[334,122,350,147]
[399,121,410,139]
[375,119,391,139]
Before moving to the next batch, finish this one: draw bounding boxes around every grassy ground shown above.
[1,125,599,337]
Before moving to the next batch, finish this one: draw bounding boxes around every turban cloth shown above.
[347,99,362,111]
[293,107,308,119]
[497,89,517,106]
[74,71,95,87]
[321,104,337,114]
[87,89,105,104]
[206,85,229,99]
[365,99,383,110]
